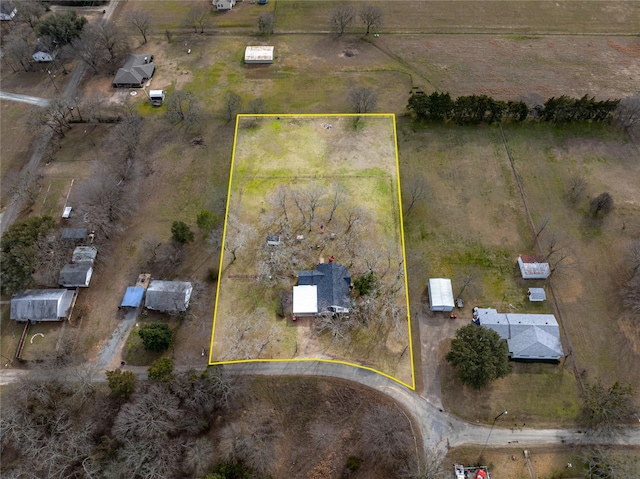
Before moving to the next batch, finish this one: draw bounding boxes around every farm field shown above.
[211,114,414,387]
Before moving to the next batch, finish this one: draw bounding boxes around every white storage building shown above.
[244,46,274,64]
[428,278,455,312]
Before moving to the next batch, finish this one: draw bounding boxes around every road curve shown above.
[0,91,51,107]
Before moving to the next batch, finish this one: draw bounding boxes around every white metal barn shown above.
[428,278,455,312]
[517,254,551,279]
[244,46,274,64]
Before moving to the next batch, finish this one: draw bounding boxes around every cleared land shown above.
[210,115,413,387]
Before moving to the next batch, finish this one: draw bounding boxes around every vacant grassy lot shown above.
[211,115,413,386]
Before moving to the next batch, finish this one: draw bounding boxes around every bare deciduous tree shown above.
[330,5,356,34]
[32,97,73,137]
[567,175,586,204]
[3,26,33,72]
[359,4,383,35]
[225,92,242,121]
[128,9,152,44]
[615,93,640,133]
[17,0,46,30]
[95,22,129,61]
[403,177,425,214]
[75,28,107,72]
[186,7,209,34]
[257,12,275,35]
[349,86,378,114]
[581,447,640,478]
[34,233,75,286]
[581,379,637,437]
[165,90,200,125]
[360,404,413,467]
[249,97,266,114]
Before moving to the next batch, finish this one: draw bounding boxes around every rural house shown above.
[32,38,59,62]
[10,289,76,323]
[0,2,17,21]
[145,280,193,312]
[113,54,155,88]
[293,262,351,316]
[428,278,455,312]
[214,0,236,10]
[475,307,564,361]
[517,254,551,279]
[58,263,93,288]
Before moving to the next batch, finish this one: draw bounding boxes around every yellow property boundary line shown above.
[209,113,416,391]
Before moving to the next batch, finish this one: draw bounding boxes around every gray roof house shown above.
[62,228,88,242]
[113,54,155,88]
[476,307,564,361]
[59,263,93,288]
[145,280,192,312]
[10,289,75,322]
[0,2,17,21]
[293,262,351,316]
[72,246,98,265]
[32,38,59,62]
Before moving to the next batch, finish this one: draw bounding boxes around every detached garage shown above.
[244,46,274,64]
[428,278,454,312]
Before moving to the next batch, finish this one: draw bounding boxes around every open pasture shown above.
[210,114,414,387]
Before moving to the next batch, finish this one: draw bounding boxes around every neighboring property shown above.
[10,289,75,323]
[62,228,88,242]
[145,280,193,312]
[475,307,564,361]
[213,0,236,10]
[0,2,17,21]
[113,53,155,88]
[527,287,546,302]
[32,39,59,62]
[517,254,551,279]
[292,262,351,316]
[244,46,274,64]
[72,246,98,265]
[58,263,93,288]
[428,278,455,312]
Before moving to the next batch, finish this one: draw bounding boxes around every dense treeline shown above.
[407,92,619,125]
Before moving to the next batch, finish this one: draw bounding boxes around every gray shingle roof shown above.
[298,262,350,312]
[477,308,564,360]
[113,54,155,86]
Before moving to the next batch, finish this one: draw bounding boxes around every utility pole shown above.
[479,409,507,460]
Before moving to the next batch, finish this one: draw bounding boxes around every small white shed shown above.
[428,278,455,312]
[527,288,546,302]
[244,46,274,64]
[214,0,236,10]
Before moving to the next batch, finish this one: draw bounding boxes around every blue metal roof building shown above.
[121,286,145,308]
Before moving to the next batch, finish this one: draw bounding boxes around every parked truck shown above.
[149,90,165,106]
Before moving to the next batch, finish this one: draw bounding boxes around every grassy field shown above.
[274,0,639,34]
[211,114,414,386]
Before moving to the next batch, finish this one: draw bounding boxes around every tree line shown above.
[407,92,620,125]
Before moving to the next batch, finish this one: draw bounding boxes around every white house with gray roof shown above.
[475,307,564,361]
